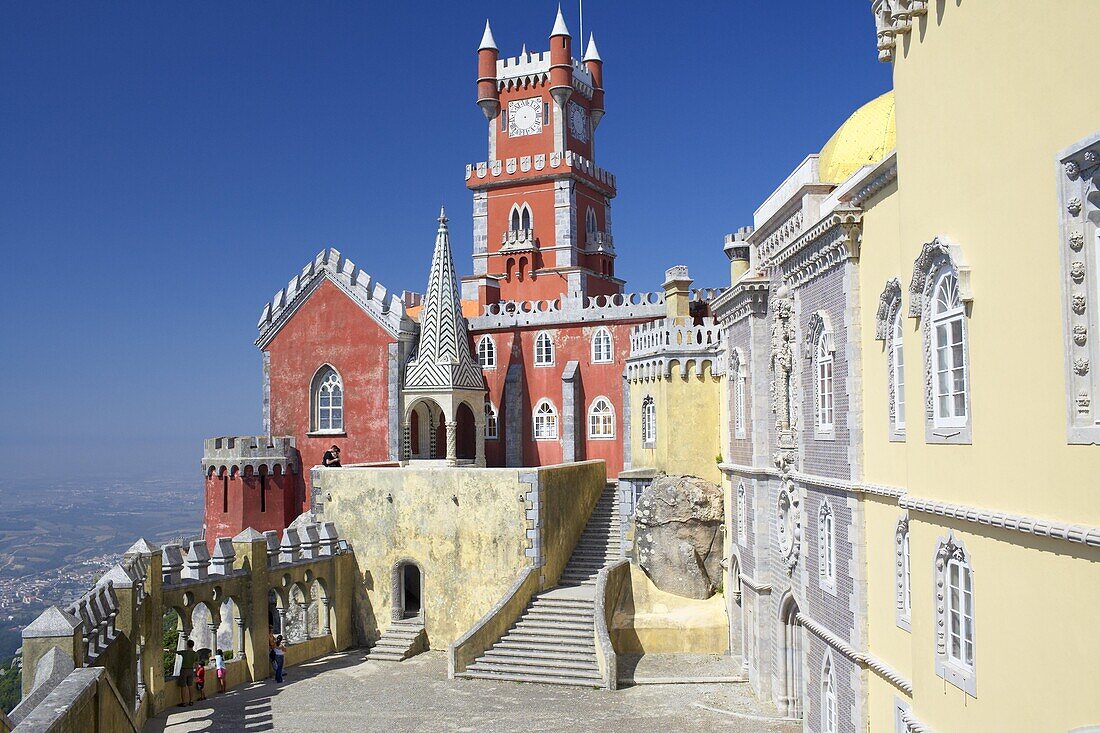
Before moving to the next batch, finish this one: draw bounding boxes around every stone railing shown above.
[594,560,630,691]
[628,317,723,358]
[470,291,665,330]
[12,518,356,733]
[499,229,538,252]
[448,567,539,678]
[585,231,614,253]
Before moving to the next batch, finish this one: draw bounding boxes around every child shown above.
[194,661,206,701]
[214,648,226,693]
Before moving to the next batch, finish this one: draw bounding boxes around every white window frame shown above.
[591,327,613,364]
[477,335,496,370]
[733,349,747,439]
[815,335,835,434]
[933,534,977,696]
[736,482,747,545]
[891,308,906,435]
[484,401,499,440]
[534,331,555,367]
[641,395,656,447]
[895,517,911,631]
[587,396,615,439]
[533,399,558,441]
[509,202,533,232]
[821,652,838,733]
[931,268,969,430]
[310,365,345,434]
[586,207,598,236]
[818,500,836,594]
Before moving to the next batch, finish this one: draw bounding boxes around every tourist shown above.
[194,660,206,701]
[172,639,197,707]
[322,444,342,467]
[268,627,277,674]
[273,635,287,683]
[214,648,227,693]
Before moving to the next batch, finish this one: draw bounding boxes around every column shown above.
[474,418,486,467]
[236,618,247,661]
[402,421,411,462]
[445,421,458,466]
[320,599,332,636]
[428,413,437,458]
[276,608,287,637]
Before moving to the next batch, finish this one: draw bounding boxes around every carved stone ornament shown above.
[776,481,802,575]
[908,236,971,319]
[1065,160,1081,178]
[1070,231,1085,251]
[895,517,909,612]
[1073,325,1088,346]
[770,288,797,436]
[1074,358,1090,376]
[1068,197,1083,216]
[1072,293,1087,315]
[934,536,968,657]
[1071,262,1087,283]
[875,278,903,341]
[1086,151,1099,164]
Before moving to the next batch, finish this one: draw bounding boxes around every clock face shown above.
[508,97,543,137]
[568,102,589,142]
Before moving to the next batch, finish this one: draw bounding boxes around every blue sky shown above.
[0,3,890,480]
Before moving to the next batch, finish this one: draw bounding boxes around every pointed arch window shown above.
[585,208,598,237]
[534,331,555,366]
[588,396,615,439]
[311,366,344,433]
[591,327,613,363]
[641,395,656,447]
[821,654,838,733]
[533,399,558,440]
[484,401,499,440]
[477,335,496,369]
[510,203,533,232]
[818,500,836,593]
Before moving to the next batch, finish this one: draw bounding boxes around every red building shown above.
[202,8,676,542]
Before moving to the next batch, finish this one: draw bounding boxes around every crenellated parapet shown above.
[202,435,298,477]
[469,291,665,330]
[466,150,616,193]
[625,317,725,382]
[256,247,416,348]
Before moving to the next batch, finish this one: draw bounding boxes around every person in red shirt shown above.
[194,662,206,701]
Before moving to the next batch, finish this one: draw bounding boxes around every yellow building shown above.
[714,2,1100,731]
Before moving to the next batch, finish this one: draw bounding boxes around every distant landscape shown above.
[0,475,202,662]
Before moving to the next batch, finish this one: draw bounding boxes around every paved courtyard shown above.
[144,651,799,733]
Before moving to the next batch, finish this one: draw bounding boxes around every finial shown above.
[551,3,571,37]
[521,43,527,57]
[583,33,601,62]
[438,205,448,225]
[478,19,498,51]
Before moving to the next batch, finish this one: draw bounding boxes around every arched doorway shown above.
[456,402,476,460]
[778,594,804,720]
[392,560,423,621]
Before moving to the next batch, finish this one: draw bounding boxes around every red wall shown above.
[266,278,396,499]
[204,469,297,549]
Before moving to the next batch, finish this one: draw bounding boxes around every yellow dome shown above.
[818,90,896,184]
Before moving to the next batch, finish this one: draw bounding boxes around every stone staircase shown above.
[458,485,621,687]
[365,618,426,662]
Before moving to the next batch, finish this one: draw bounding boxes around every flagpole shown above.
[579,0,584,47]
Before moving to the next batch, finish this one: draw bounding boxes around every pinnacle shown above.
[438,204,448,225]
[551,3,571,38]
[583,34,601,63]
[479,19,497,51]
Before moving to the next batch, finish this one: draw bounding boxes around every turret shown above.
[724,227,753,284]
[663,265,694,320]
[548,5,573,109]
[476,20,500,121]
[583,34,605,129]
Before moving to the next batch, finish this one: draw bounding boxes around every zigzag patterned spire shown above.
[404,206,485,391]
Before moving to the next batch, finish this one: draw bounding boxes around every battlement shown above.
[626,317,725,381]
[494,52,594,98]
[256,248,415,348]
[466,150,616,191]
[202,435,299,476]
[469,291,665,330]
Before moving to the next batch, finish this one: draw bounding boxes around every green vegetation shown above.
[162,609,180,679]
[0,657,21,715]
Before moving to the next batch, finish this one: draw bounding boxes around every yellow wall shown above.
[628,362,723,484]
[611,564,728,654]
[857,2,1100,731]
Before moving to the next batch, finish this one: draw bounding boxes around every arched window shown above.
[819,501,836,592]
[815,335,834,432]
[891,309,906,433]
[591,327,612,363]
[533,399,558,440]
[736,482,747,545]
[895,517,911,630]
[641,395,656,447]
[588,397,615,439]
[821,654,838,733]
[733,349,747,439]
[534,331,554,366]
[311,366,344,432]
[586,207,598,235]
[934,535,976,695]
[484,401,499,440]
[932,268,968,428]
[477,335,496,369]
[510,203,532,232]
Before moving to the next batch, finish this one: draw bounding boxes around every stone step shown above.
[523,607,593,620]
[466,661,600,680]
[478,652,598,672]
[366,650,407,662]
[505,626,593,642]
[494,637,595,653]
[557,579,598,587]
[530,596,594,608]
[487,645,597,662]
[382,628,424,638]
[515,618,593,633]
[457,669,601,688]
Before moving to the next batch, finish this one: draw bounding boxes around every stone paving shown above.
[144,651,799,733]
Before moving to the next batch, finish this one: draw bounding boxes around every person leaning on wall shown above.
[322,444,342,467]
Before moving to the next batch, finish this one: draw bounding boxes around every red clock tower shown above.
[464,8,619,306]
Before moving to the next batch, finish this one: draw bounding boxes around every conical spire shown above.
[551,3,571,37]
[479,19,497,51]
[583,33,601,62]
[404,208,484,391]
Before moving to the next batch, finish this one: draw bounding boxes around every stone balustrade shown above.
[499,228,537,251]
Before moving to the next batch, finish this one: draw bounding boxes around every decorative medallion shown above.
[1071,262,1087,283]
[1068,197,1083,216]
[776,481,802,575]
[1072,293,1087,315]
[1074,358,1090,376]
[1070,231,1085,251]
[1074,325,1088,346]
[1064,160,1080,178]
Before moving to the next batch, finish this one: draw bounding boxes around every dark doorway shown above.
[402,564,421,619]
[456,402,476,460]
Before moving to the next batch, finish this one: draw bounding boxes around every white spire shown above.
[583,33,601,62]
[478,19,497,51]
[551,3,571,37]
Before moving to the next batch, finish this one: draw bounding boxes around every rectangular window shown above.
[500,107,506,132]
[734,375,746,438]
[222,475,229,514]
[947,560,974,668]
[259,474,267,513]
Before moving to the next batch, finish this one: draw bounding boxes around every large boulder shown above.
[633,475,724,600]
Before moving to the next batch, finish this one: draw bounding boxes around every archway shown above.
[405,398,445,460]
[392,560,424,621]
[456,402,476,460]
[778,594,804,720]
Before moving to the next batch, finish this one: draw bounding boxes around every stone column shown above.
[474,417,486,467]
[276,608,288,637]
[320,599,332,636]
[236,618,247,661]
[445,421,458,466]
[428,412,437,459]
[402,421,411,462]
